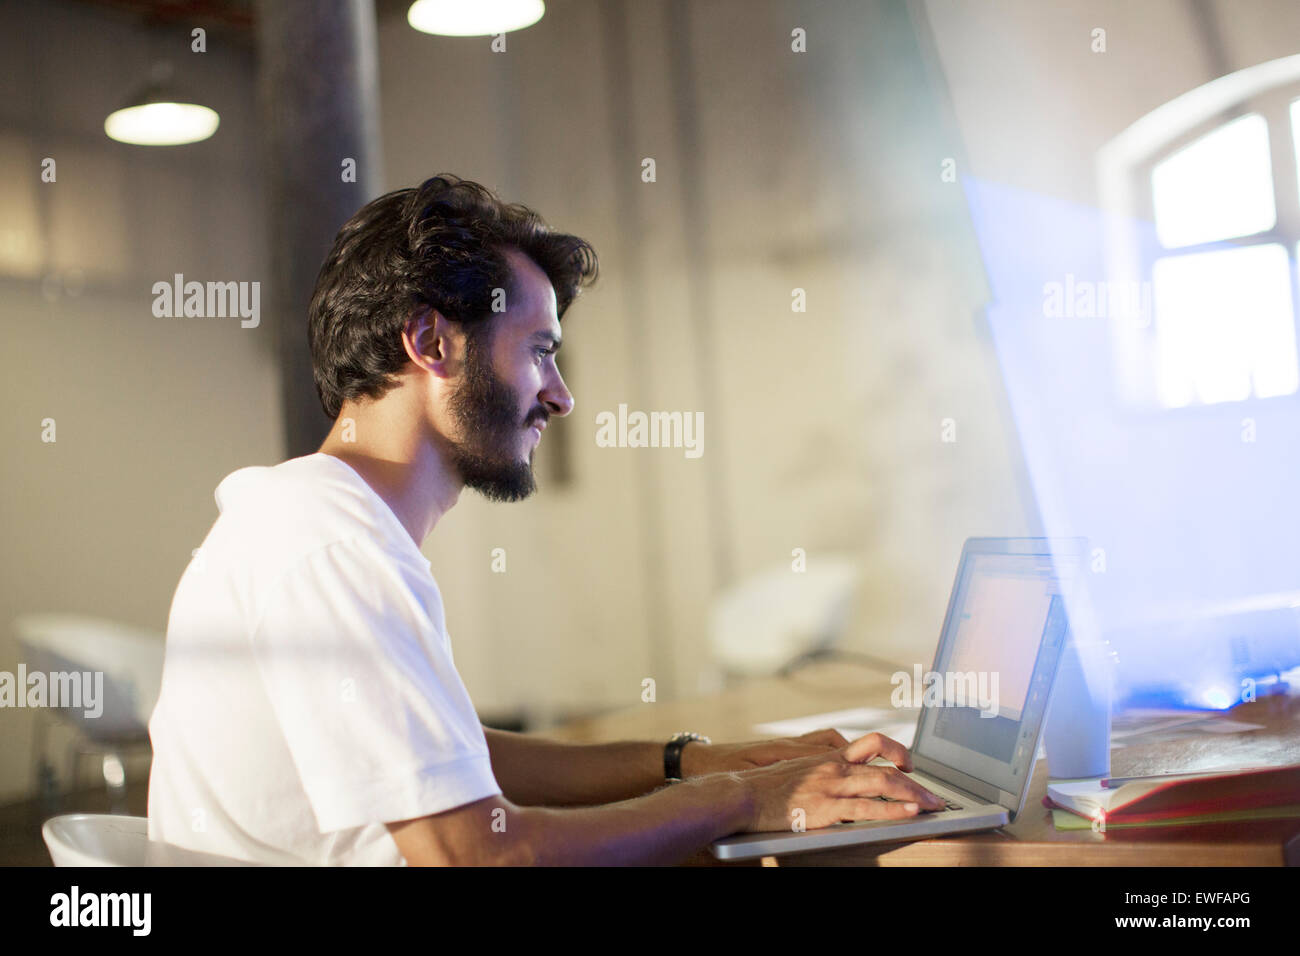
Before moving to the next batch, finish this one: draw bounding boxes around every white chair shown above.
[15,614,164,813]
[42,814,258,866]
[709,555,861,677]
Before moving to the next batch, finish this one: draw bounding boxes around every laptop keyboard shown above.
[826,795,966,828]
[870,795,964,812]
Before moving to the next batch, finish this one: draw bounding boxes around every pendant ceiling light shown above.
[407,0,545,37]
[104,62,219,147]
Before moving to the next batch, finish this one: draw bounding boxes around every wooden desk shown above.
[548,662,1300,866]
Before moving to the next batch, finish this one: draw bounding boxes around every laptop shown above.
[711,537,1084,860]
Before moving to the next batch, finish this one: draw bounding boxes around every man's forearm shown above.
[483,727,670,806]
[394,771,755,866]
[506,773,753,865]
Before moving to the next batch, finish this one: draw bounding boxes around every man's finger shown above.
[797,728,848,748]
[842,732,914,771]
[837,797,925,822]
[831,765,944,807]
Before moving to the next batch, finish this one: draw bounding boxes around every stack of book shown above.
[1045,765,1300,830]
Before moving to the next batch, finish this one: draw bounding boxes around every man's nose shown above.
[542,371,575,418]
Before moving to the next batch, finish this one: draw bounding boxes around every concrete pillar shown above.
[256,0,383,458]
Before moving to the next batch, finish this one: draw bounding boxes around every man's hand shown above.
[735,732,946,832]
[680,728,850,776]
[389,732,945,863]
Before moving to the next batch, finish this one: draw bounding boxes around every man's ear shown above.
[401,307,461,379]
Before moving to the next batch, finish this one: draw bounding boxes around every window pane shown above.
[1151,243,1297,407]
[1292,99,1300,197]
[1151,114,1275,248]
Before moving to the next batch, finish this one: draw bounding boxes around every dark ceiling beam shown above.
[74,0,256,33]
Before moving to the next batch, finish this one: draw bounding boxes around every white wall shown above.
[9,0,1222,802]
[0,0,278,803]
[920,0,1300,693]
[923,0,1300,204]
[376,0,1031,724]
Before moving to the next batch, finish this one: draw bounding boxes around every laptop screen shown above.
[913,542,1079,796]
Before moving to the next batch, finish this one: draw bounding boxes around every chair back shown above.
[42,814,257,866]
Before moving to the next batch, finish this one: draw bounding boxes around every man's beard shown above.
[445,331,539,502]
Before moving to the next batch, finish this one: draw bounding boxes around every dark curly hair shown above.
[307,174,599,419]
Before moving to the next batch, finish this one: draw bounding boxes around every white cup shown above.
[1044,637,1114,779]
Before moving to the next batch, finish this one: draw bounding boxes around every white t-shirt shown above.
[147,452,501,865]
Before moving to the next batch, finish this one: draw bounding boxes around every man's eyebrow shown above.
[531,331,562,351]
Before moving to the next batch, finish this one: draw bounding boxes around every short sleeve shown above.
[248,537,501,832]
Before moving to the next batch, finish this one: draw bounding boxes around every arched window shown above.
[1099,55,1300,409]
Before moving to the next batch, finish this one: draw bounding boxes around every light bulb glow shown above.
[104,102,220,146]
[1199,685,1235,710]
[407,0,545,36]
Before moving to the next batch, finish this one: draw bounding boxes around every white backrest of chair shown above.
[43,814,149,866]
[709,556,860,675]
[14,614,164,736]
[43,814,258,867]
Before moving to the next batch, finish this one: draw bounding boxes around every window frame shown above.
[1098,55,1300,412]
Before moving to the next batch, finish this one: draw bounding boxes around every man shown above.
[147,174,943,865]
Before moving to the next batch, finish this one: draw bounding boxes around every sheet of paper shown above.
[1112,715,1266,739]
[752,707,904,738]
[837,720,917,747]
[753,709,1047,758]
[1111,715,1207,739]
[1183,719,1266,733]
[1117,707,1219,720]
